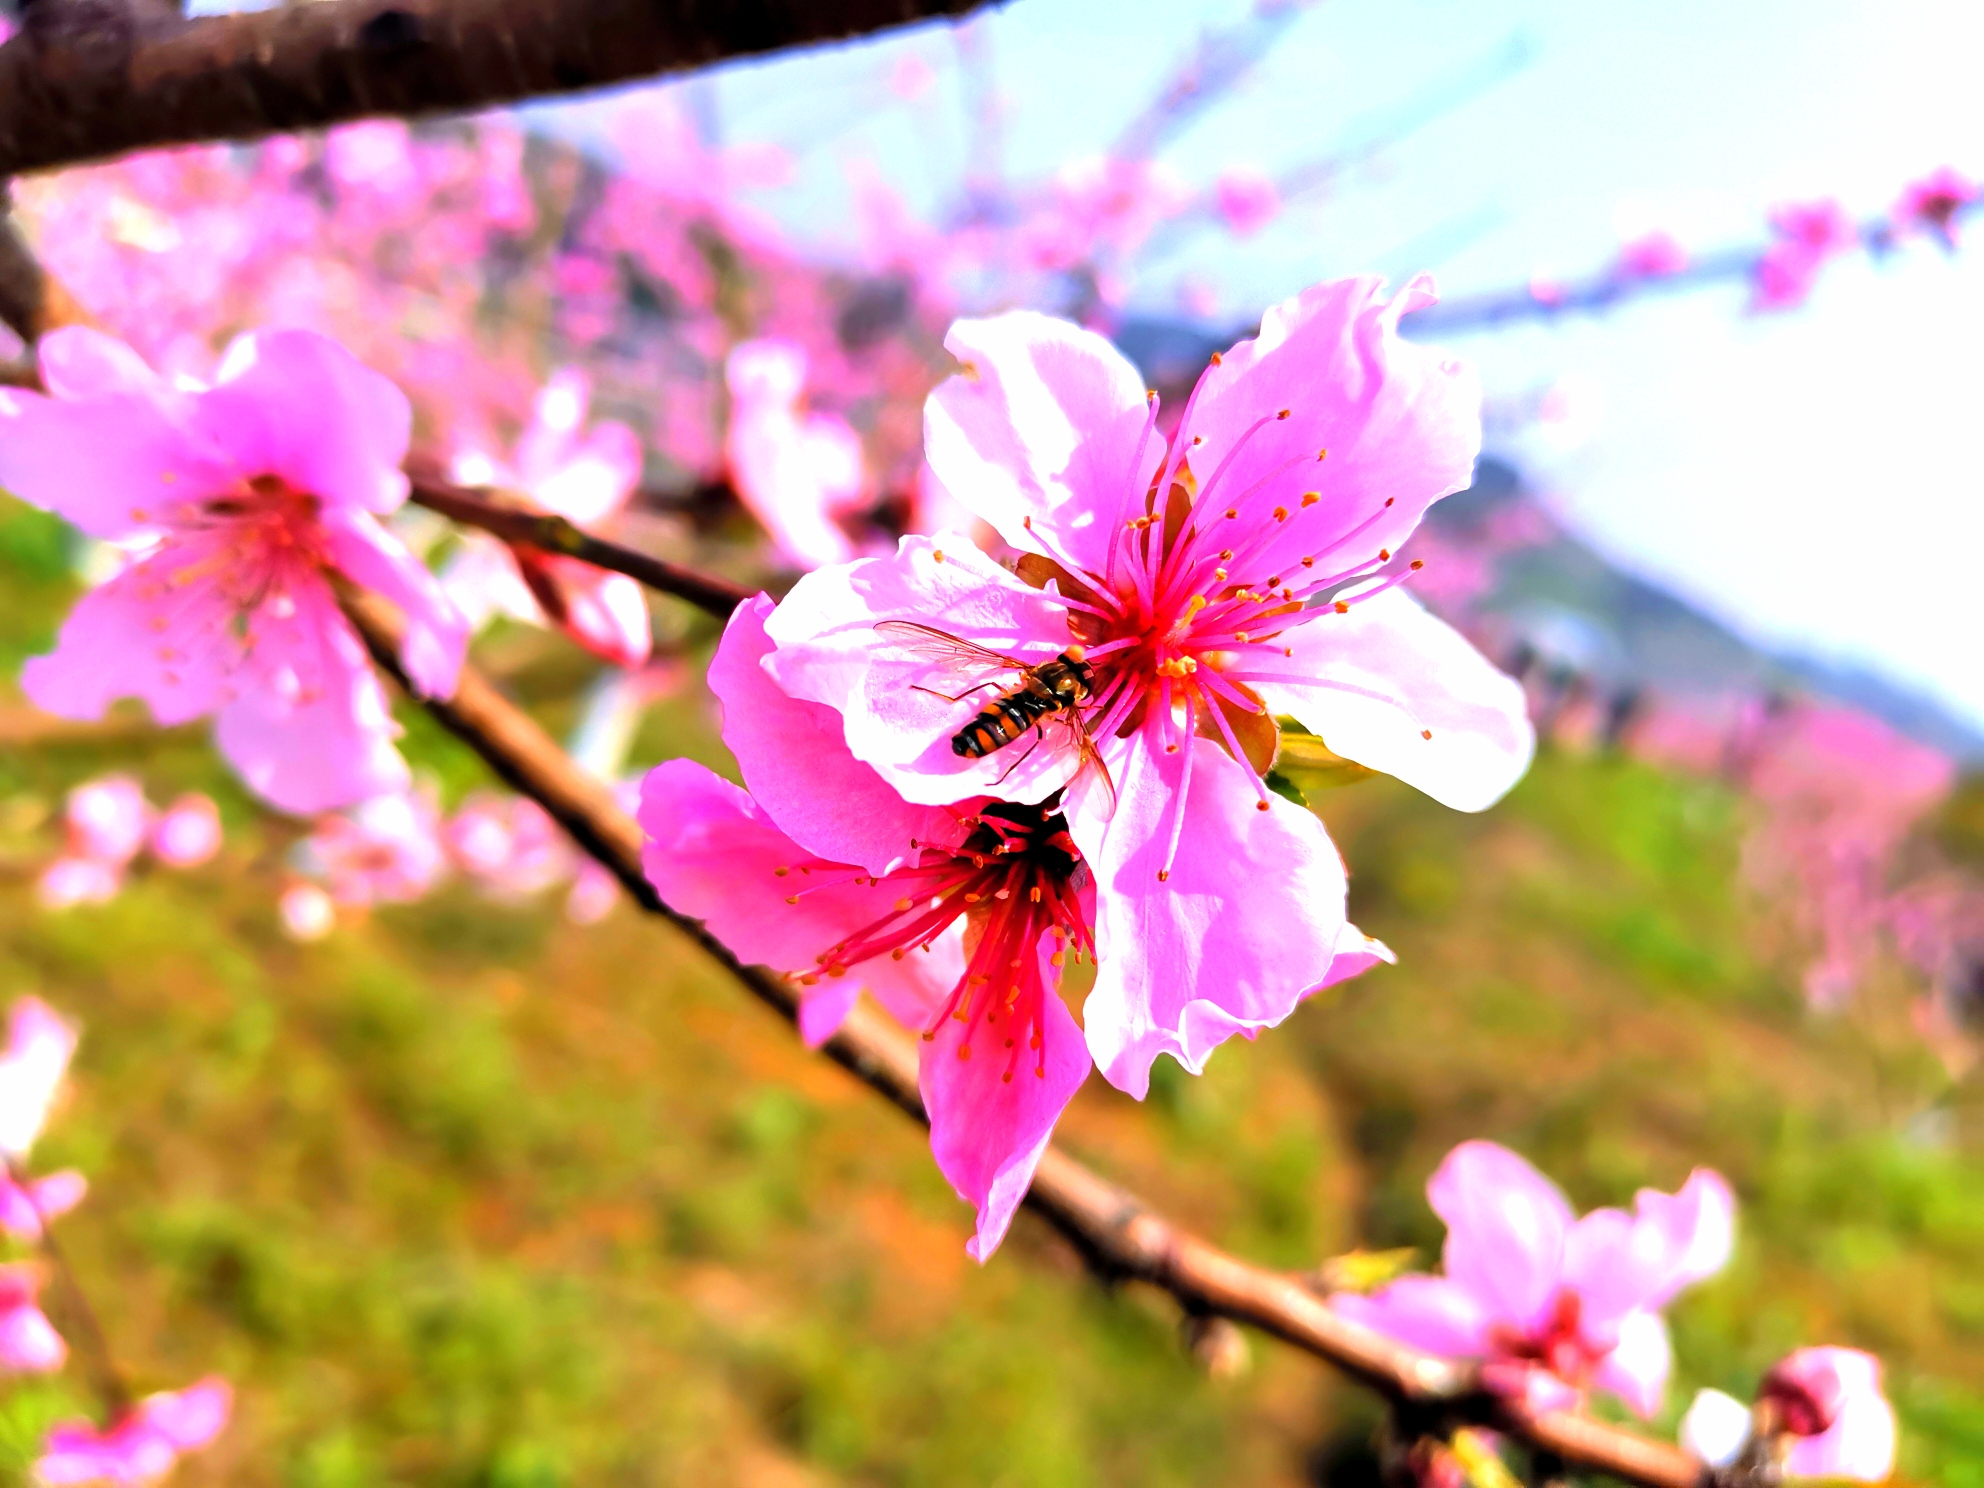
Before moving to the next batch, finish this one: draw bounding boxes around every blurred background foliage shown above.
[0,496,1978,1487]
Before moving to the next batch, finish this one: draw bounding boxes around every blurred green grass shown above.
[0,494,1977,1486]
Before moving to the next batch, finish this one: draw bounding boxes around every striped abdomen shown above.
[951,654,1093,759]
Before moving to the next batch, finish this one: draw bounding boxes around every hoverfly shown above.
[874,621,1115,804]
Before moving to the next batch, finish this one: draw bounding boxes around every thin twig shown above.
[7,1156,130,1418]
[337,584,1707,1488]
[406,473,751,622]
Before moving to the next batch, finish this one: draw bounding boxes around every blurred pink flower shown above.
[725,339,870,569]
[0,1266,64,1375]
[0,999,77,1161]
[1678,1386,1754,1468]
[1893,165,1977,246]
[298,791,448,908]
[565,860,622,924]
[445,368,650,668]
[34,860,123,913]
[149,793,223,869]
[444,792,573,897]
[36,1376,231,1486]
[1332,1141,1734,1418]
[277,881,337,943]
[1618,230,1688,277]
[0,1170,87,1243]
[62,778,149,867]
[1763,1347,1897,1482]
[1214,168,1281,237]
[762,277,1527,1095]
[0,328,467,814]
[1754,199,1857,311]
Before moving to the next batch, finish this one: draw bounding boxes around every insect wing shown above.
[872,621,1034,678]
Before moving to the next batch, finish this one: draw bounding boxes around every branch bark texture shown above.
[0,0,991,177]
[338,585,1708,1488]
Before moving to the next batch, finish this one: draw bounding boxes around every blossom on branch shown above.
[0,328,468,814]
[1753,199,1857,311]
[1763,1347,1898,1481]
[1892,165,1977,247]
[757,276,1528,1095]
[0,999,86,1242]
[724,340,871,570]
[444,368,651,668]
[1331,1141,1734,1418]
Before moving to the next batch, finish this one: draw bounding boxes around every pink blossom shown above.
[0,1265,65,1375]
[296,791,447,908]
[0,1170,88,1243]
[758,278,1530,1094]
[63,778,150,867]
[277,881,336,942]
[1764,1347,1898,1481]
[649,595,1384,1254]
[724,340,870,570]
[149,793,223,869]
[445,368,650,667]
[1893,165,1977,246]
[1754,199,1857,311]
[1618,230,1688,277]
[0,999,77,1160]
[444,792,574,897]
[1678,1387,1753,1468]
[1331,1141,1734,1418]
[34,858,123,913]
[35,1376,232,1486]
[0,328,467,814]
[565,860,622,924]
[1214,168,1281,237]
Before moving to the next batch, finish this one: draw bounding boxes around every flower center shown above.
[784,800,1092,1083]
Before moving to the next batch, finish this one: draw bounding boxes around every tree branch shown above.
[407,472,752,622]
[337,584,1707,1488]
[0,0,991,178]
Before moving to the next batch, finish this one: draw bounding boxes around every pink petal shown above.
[1786,1392,1898,1482]
[1632,1168,1736,1305]
[1182,275,1480,582]
[0,380,214,540]
[150,794,223,869]
[64,777,150,865]
[38,328,167,399]
[34,858,122,912]
[1590,1309,1672,1418]
[137,1376,233,1451]
[0,1298,65,1372]
[1330,1275,1493,1358]
[1253,590,1533,812]
[0,999,75,1158]
[636,761,961,1039]
[921,947,1090,1260]
[924,310,1162,577]
[214,603,411,814]
[710,594,958,876]
[21,544,240,725]
[1427,1142,1573,1335]
[762,534,1083,808]
[1309,921,1396,995]
[531,421,642,526]
[198,330,411,513]
[318,507,467,698]
[1069,735,1347,1098]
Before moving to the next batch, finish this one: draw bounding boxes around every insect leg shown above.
[912,681,1007,704]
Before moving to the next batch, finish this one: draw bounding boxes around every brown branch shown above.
[7,1155,131,1419]
[337,584,1707,1488]
[407,472,751,622]
[0,0,990,178]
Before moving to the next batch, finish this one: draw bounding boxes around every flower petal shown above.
[1183,275,1480,581]
[925,310,1162,577]
[1253,589,1533,812]
[20,543,238,725]
[319,507,468,698]
[1071,735,1346,1098]
[922,949,1090,1261]
[213,585,411,813]
[636,760,960,1039]
[38,327,168,400]
[198,329,411,513]
[0,383,216,541]
[1330,1275,1493,1358]
[763,534,1083,807]
[1309,921,1396,995]
[710,594,959,876]
[1427,1141,1573,1335]
[1787,1392,1898,1482]
[1591,1309,1672,1418]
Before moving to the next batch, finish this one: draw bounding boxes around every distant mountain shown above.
[1433,459,1984,764]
